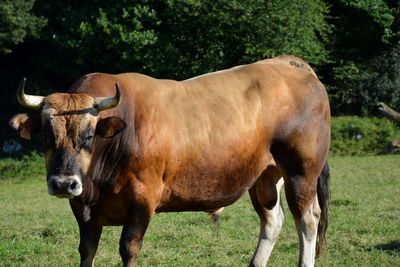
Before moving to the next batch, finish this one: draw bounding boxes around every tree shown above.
[31,0,332,80]
[148,0,331,79]
[0,0,46,54]
[365,43,400,110]
[325,0,399,114]
[34,0,159,79]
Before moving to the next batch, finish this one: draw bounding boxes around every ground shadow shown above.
[373,241,400,254]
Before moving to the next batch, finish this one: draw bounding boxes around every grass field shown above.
[0,154,399,266]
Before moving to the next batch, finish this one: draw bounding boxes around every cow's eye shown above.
[81,135,94,146]
[80,135,94,151]
[79,128,95,149]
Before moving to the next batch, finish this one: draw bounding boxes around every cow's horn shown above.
[93,83,122,111]
[17,78,45,110]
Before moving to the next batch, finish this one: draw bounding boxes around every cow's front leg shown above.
[119,207,152,267]
[78,221,102,267]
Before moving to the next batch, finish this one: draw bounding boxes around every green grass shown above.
[0,155,399,266]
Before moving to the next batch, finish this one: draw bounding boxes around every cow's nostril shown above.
[51,179,60,191]
[69,180,78,190]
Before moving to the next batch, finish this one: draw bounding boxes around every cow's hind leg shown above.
[249,166,285,267]
[284,162,329,267]
[291,191,320,267]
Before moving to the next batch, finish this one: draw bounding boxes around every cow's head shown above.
[10,79,126,198]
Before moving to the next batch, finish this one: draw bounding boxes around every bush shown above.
[330,116,400,156]
[0,152,45,181]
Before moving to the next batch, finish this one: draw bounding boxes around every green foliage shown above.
[362,43,400,111]
[0,152,45,181]
[327,0,399,114]
[330,116,400,155]
[253,0,331,65]
[148,0,331,78]
[0,0,46,54]
[32,0,332,80]
[329,62,372,114]
[337,0,395,41]
[36,1,159,77]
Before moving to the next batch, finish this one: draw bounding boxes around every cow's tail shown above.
[316,161,330,257]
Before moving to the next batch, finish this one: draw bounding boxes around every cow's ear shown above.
[96,116,126,138]
[9,113,42,140]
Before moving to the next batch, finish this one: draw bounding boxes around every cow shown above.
[10,55,330,267]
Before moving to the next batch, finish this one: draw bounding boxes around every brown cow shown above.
[10,55,330,267]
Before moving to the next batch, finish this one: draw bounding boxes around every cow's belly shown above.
[156,180,252,213]
[156,148,270,212]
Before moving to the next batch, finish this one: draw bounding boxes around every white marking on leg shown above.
[211,207,224,224]
[297,195,321,267]
[252,178,284,267]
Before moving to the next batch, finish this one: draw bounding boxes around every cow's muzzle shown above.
[47,175,83,198]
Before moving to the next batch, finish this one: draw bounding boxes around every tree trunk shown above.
[377,102,400,123]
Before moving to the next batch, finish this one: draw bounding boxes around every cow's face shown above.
[41,94,99,198]
[10,79,125,198]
